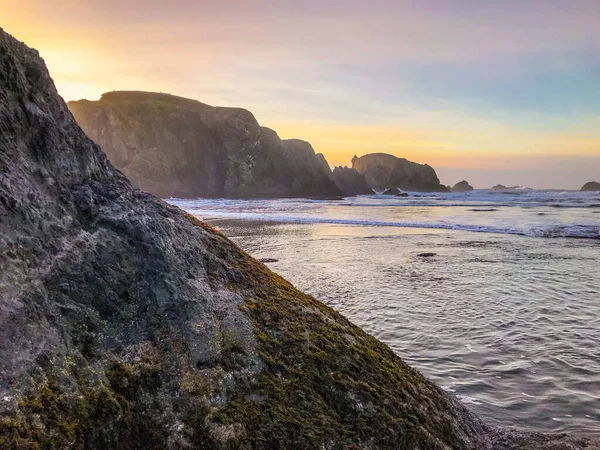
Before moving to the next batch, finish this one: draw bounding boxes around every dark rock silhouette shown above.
[383,187,401,195]
[451,180,474,192]
[352,153,449,192]
[581,181,600,191]
[331,166,374,195]
[69,92,342,199]
[492,184,526,191]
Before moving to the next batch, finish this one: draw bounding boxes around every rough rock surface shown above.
[352,153,449,192]
[581,181,600,191]
[0,30,596,450]
[68,92,342,199]
[451,180,474,192]
[331,166,374,196]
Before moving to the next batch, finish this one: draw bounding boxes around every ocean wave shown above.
[184,210,600,240]
[167,191,600,210]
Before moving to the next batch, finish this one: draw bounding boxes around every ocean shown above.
[169,190,600,433]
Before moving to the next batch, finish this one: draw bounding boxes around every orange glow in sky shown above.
[3,0,600,188]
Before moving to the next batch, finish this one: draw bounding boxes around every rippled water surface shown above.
[169,190,600,433]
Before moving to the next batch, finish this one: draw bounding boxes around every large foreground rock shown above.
[0,29,595,449]
[68,91,341,199]
[352,153,449,192]
[331,166,374,195]
[581,181,600,191]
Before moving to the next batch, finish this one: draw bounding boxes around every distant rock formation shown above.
[382,187,402,195]
[581,181,600,191]
[451,181,474,192]
[351,153,449,192]
[68,92,342,199]
[492,184,528,191]
[331,166,374,195]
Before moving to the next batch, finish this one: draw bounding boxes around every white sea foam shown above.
[456,395,483,405]
[167,190,600,240]
[176,209,600,239]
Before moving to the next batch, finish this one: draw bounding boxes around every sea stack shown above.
[351,153,449,192]
[581,181,600,191]
[331,166,375,195]
[68,92,342,199]
[451,180,474,192]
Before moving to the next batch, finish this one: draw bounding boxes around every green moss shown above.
[178,211,479,449]
[0,379,123,450]
[0,357,178,450]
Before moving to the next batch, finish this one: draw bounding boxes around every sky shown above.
[3,0,600,189]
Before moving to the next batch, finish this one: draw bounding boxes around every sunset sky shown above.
[4,0,600,188]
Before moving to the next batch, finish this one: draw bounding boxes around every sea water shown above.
[169,190,600,433]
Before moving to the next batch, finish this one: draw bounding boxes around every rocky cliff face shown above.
[581,181,600,191]
[0,30,594,450]
[68,92,341,199]
[331,166,374,196]
[351,153,449,192]
[451,180,474,192]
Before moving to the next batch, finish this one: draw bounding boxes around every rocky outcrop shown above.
[581,181,600,191]
[0,30,595,450]
[68,92,341,199]
[352,153,449,192]
[451,180,474,192]
[492,184,525,191]
[331,166,374,196]
[382,187,402,195]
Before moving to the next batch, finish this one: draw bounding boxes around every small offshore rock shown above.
[451,180,474,192]
[581,181,600,192]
